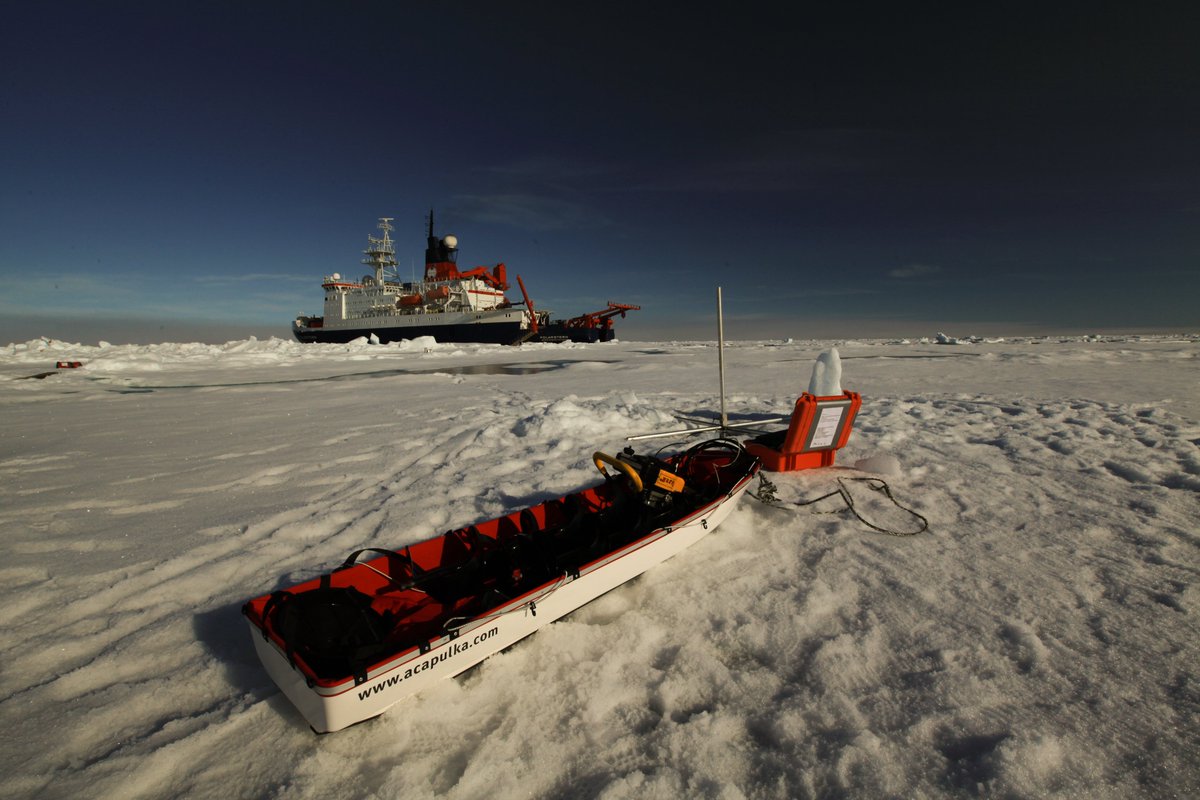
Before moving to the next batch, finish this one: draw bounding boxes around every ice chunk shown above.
[854,454,901,476]
[807,347,842,396]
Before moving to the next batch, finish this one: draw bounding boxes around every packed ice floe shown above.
[0,333,1197,799]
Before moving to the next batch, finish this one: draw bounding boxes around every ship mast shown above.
[363,217,398,285]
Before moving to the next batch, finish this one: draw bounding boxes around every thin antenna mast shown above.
[625,286,783,442]
[717,286,728,429]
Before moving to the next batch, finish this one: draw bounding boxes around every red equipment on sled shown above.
[744,391,862,472]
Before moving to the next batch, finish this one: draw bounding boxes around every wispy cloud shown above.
[888,264,941,279]
[738,285,879,300]
[0,269,307,324]
[482,156,614,185]
[192,273,311,284]
[451,193,608,231]
[627,128,903,194]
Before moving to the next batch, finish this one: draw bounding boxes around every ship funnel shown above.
[425,210,458,266]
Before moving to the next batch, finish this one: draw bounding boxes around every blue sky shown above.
[2,2,1197,343]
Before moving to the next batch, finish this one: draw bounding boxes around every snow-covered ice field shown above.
[1,334,1197,799]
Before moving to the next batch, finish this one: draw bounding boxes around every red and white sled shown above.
[243,439,760,732]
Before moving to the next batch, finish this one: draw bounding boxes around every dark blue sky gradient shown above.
[2,2,1197,342]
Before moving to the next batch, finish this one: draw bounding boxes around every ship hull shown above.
[293,319,524,345]
[529,324,609,344]
[294,319,609,345]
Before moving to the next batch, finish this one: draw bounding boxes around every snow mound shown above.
[853,453,902,476]
[512,393,676,446]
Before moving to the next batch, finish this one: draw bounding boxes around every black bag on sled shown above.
[265,586,390,682]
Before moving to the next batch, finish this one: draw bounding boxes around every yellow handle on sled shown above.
[593,451,643,493]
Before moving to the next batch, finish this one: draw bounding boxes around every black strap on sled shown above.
[340,546,420,572]
[258,590,291,640]
[417,527,494,604]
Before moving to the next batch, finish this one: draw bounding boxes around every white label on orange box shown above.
[808,406,845,449]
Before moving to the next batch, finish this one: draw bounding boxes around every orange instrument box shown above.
[744,391,862,472]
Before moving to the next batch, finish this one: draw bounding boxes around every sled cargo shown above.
[243,439,760,732]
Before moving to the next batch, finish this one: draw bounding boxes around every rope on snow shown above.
[749,474,929,537]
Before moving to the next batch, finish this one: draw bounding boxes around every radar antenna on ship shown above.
[363,217,398,284]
